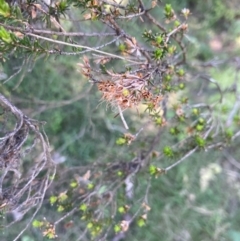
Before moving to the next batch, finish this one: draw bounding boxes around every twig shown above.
[0,22,116,37]
[117,105,129,130]
[165,147,198,172]
[3,59,26,84]
[62,34,123,55]
[12,179,49,241]
[226,94,240,127]
[26,33,140,63]
[54,207,77,225]
[166,23,186,43]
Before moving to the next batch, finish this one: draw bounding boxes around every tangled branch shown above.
[0,94,56,238]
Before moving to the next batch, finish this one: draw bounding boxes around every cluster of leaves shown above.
[77,4,190,130]
[32,219,57,239]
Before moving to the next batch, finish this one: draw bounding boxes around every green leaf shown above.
[179,83,185,90]
[0,26,12,43]
[164,74,172,82]
[32,219,44,228]
[195,136,205,147]
[198,118,205,124]
[57,205,65,212]
[163,146,174,157]
[155,117,163,125]
[87,222,93,229]
[196,124,204,132]
[177,69,185,76]
[192,108,199,115]
[165,4,172,13]
[155,35,163,45]
[46,232,55,239]
[70,181,78,188]
[58,192,68,202]
[79,203,87,211]
[164,3,174,19]
[153,48,163,60]
[119,43,126,52]
[116,137,126,145]
[170,127,180,135]
[174,20,180,27]
[114,224,121,233]
[118,206,125,213]
[117,171,123,177]
[49,196,58,205]
[149,165,157,175]
[137,218,146,227]
[0,0,10,17]
[58,0,69,12]
[87,183,94,189]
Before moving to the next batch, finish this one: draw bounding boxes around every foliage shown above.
[0,0,240,240]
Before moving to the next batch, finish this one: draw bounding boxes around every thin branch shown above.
[56,34,123,56]
[144,12,166,32]
[3,59,26,84]
[12,179,49,241]
[226,94,240,127]
[117,105,129,130]
[117,11,147,19]
[0,22,116,36]
[26,33,140,63]
[166,23,186,43]
[0,94,24,139]
[198,74,223,103]
[232,130,240,141]
[54,207,77,225]
[165,147,198,172]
